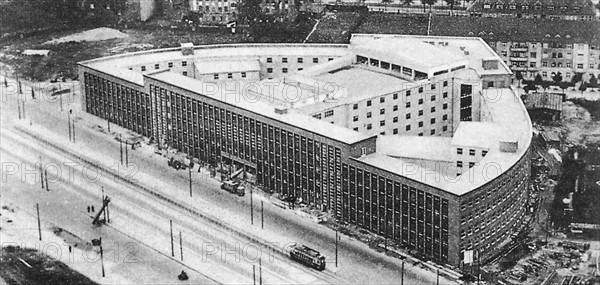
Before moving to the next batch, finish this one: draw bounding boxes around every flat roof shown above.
[80,43,352,85]
[351,34,512,76]
[80,38,530,196]
[147,71,373,145]
[350,37,468,72]
[316,66,410,100]
[376,135,454,162]
[524,92,563,111]
[451,122,500,149]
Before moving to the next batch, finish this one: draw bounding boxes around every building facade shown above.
[491,40,600,82]
[79,36,532,267]
[468,0,596,20]
[189,0,297,24]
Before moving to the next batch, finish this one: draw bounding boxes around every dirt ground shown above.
[0,27,246,82]
[0,244,98,285]
[560,101,600,147]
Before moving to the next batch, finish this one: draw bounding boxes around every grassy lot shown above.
[0,246,98,285]
[305,12,366,43]
[0,27,247,82]
[358,13,431,36]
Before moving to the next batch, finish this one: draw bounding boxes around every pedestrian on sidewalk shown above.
[87,206,90,213]
[31,89,35,99]
[91,206,95,212]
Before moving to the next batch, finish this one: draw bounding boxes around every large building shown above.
[78,35,533,267]
[467,0,597,20]
[188,0,298,24]
[491,39,600,83]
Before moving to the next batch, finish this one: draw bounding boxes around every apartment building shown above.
[468,0,596,20]
[189,0,297,24]
[492,40,600,82]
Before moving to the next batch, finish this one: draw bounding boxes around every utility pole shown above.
[427,12,433,36]
[437,269,440,285]
[40,158,44,190]
[59,93,63,112]
[253,265,256,285]
[179,231,183,261]
[125,141,128,165]
[22,99,26,120]
[36,203,41,241]
[250,187,254,225]
[170,220,174,257]
[259,257,262,285]
[17,99,22,120]
[401,261,404,285]
[68,113,72,141]
[119,134,123,165]
[261,201,264,229]
[335,228,339,267]
[106,195,110,223]
[100,237,105,277]
[44,169,49,191]
[72,119,75,143]
[188,166,192,197]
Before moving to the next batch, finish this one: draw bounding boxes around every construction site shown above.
[480,92,600,285]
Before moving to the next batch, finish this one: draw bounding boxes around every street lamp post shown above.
[188,167,193,197]
[68,112,72,141]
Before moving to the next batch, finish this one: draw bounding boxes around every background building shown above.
[468,0,597,20]
[189,0,298,24]
[79,35,532,267]
[356,15,600,84]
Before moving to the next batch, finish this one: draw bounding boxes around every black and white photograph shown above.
[1,0,600,284]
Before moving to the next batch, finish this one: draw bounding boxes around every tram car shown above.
[289,243,326,271]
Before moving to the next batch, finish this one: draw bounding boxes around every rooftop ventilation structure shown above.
[181,43,194,56]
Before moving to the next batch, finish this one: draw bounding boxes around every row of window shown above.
[213,72,247,80]
[266,57,326,64]
[267,67,299,74]
[483,3,581,11]
[358,120,449,133]
[356,107,450,123]
[456,148,487,157]
[84,71,492,265]
[343,164,450,262]
[137,61,187,72]
[356,55,429,80]
[353,89,450,110]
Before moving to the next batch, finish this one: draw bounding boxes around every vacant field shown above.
[305,12,366,43]
[0,27,246,81]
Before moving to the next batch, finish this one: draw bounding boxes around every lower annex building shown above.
[78,35,533,267]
